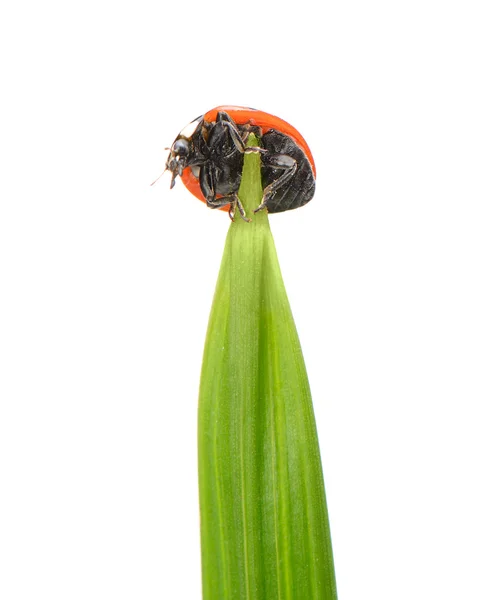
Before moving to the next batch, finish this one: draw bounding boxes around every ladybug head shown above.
[166,137,190,189]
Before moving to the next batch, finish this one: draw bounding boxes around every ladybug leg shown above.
[221,120,247,153]
[245,146,267,154]
[254,153,297,213]
[222,121,265,154]
[199,162,216,203]
[206,195,251,223]
[229,196,251,222]
[217,112,265,155]
[205,196,232,209]
[216,112,246,154]
[199,163,249,222]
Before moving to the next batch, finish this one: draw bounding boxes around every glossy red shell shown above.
[180,105,316,210]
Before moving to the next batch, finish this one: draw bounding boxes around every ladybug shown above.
[165,106,316,221]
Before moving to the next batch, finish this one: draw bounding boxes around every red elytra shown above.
[180,106,316,211]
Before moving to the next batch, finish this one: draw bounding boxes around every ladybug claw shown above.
[244,146,267,154]
[229,210,251,223]
[253,198,268,214]
[231,197,252,222]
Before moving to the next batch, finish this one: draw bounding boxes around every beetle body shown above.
[166,106,315,218]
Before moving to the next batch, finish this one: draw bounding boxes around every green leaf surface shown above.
[198,136,337,600]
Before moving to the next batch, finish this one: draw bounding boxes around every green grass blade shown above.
[198,136,337,600]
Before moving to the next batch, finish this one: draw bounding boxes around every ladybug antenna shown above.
[150,167,167,186]
[151,146,176,186]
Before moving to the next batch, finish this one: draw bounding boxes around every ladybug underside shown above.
[167,110,315,217]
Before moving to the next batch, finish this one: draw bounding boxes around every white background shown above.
[1,0,478,598]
